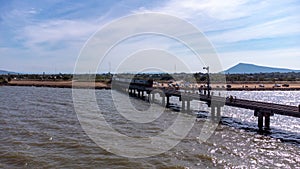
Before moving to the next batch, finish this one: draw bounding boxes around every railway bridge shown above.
[112,79,300,131]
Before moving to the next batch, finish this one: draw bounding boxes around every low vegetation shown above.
[0,76,9,85]
[1,72,299,84]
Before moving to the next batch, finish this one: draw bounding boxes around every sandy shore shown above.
[6,80,300,91]
[7,80,111,89]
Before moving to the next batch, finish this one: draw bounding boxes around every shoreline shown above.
[4,80,300,91]
[6,80,111,90]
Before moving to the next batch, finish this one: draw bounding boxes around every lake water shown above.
[1,86,300,168]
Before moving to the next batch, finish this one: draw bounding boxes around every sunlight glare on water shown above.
[0,86,300,168]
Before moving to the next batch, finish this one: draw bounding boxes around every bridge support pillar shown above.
[138,90,140,98]
[166,96,170,107]
[211,106,215,120]
[216,106,221,121]
[254,110,273,131]
[210,105,222,122]
[182,100,185,111]
[265,114,270,130]
[257,111,264,131]
[152,93,155,103]
[147,92,150,102]
[162,96,165,106]
[187,100,191,111]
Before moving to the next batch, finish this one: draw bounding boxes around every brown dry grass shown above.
[8,80,109,88]
[8,80,300,90]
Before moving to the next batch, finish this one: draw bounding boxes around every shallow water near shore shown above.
[1,86,300,168]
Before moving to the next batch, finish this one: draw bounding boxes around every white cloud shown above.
[134,0,300,43]
[20,19,99,47]
[135,0,256,20]
[2,0,299,73]
[2,18,103,72]
[209,16,300,43]
[132,0,300,73]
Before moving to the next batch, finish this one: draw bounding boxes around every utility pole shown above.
[203,66,210,97]
[174,64,176,73]
[109,62,111,74]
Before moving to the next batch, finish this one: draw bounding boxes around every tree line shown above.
[1,72,299,84]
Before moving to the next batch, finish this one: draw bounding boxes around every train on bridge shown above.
[112,77,153,88]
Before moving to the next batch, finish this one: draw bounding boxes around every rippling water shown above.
[1,86,300,168]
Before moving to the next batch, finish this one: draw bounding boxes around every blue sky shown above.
[0,0,299,73]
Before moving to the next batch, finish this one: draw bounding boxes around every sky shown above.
[0,0,299,73]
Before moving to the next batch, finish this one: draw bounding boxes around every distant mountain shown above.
[224,63,300,74]
[0,70,18,75]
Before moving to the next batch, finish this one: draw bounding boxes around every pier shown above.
[113,80,300,131]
